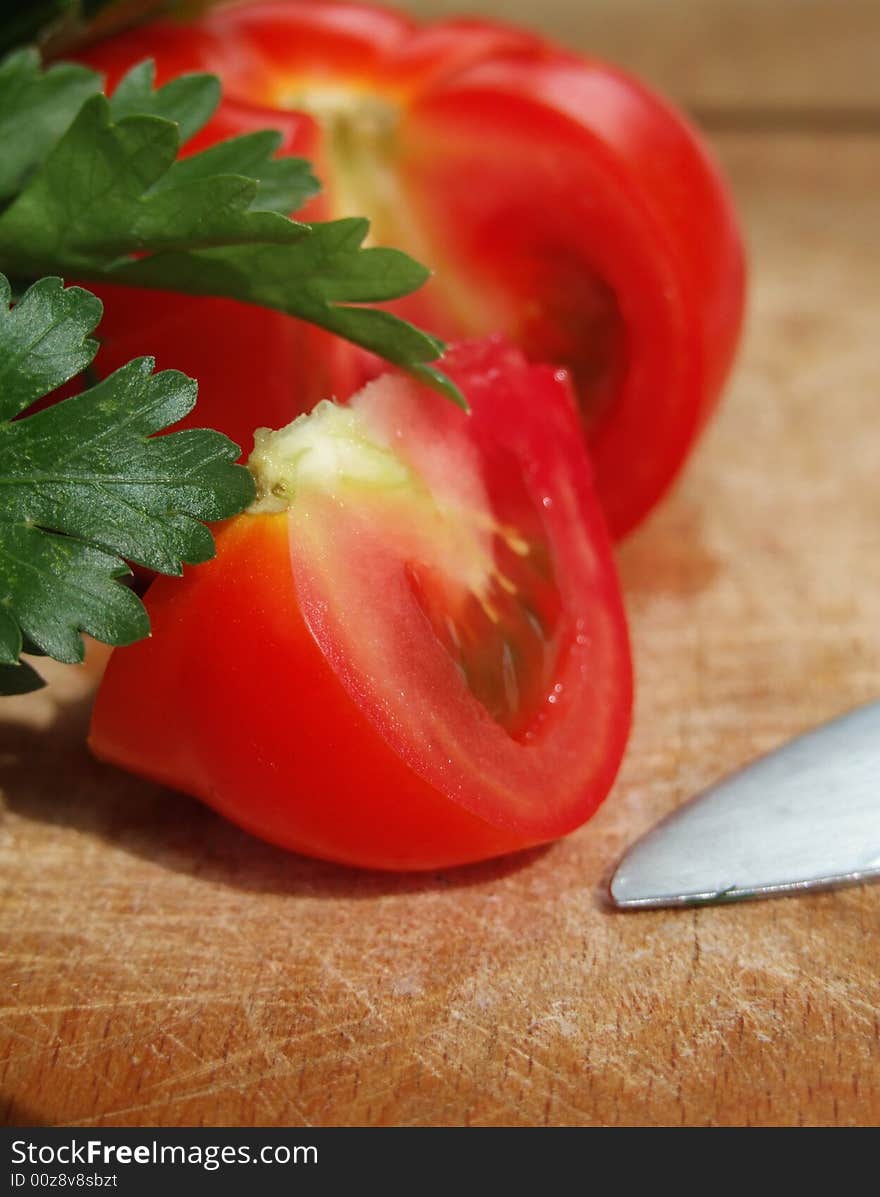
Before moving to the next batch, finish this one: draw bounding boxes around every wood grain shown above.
[408,0,880,114]
[2,129,880,1126]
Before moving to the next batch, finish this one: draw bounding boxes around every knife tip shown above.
[607,864,653,910]
[608,860,744,910]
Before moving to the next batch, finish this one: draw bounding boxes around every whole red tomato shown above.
[89,340,632,870]
[80,0,745,537]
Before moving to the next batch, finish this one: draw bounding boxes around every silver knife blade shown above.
[610,699,880,909]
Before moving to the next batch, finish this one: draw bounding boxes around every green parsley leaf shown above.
[0,51,463,404]
[106,58,221,143]
[0,271,101,415]
[0,273,255,692]
[0,47,100,204]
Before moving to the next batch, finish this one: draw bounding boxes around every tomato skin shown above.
[89,340,632,870]
[91,514,520,869]
[78,0,745,536]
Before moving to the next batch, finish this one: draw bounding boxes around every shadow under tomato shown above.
[0,689,550,899]
[616,497,720,598]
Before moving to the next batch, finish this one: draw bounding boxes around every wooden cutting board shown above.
[2,87,879,1128]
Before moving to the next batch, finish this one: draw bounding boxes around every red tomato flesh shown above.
[79,0,746,537]
[89,340,632,870]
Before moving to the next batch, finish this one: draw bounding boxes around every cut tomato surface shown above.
[89,340,632,870]
[79,0,746,537]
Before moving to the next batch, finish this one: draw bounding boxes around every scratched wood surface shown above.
[3,1,880,1126]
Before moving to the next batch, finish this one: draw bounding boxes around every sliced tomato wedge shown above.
[79,0,746,537]
[89,340,632,870]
